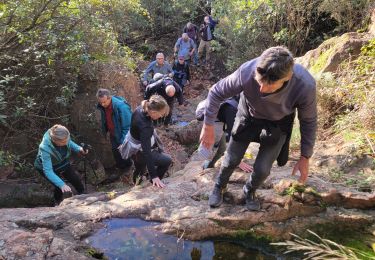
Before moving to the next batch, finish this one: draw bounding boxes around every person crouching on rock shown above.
[144,74,184,126]
[34,124,88,205]
[119,95,172,188]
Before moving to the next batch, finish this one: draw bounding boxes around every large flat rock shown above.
[0,161,374,259]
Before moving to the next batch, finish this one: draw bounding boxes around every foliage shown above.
[272,229,375,260]
[318,0,373,32]
[0,150,16,167]
[211,0,372,70]
[139,0,201,36]
[315,39,375,155]
[0,0,143,159]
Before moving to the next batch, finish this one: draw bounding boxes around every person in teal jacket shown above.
[96,88,132,169]
[34,124,87,205]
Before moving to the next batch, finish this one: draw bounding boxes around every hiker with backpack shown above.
[172,55,190,91]
[183,22,199,65]
[144,76,184,126]
[174,33,196,65]
[198,15,219,66]
[119,95,172,188]
[143,53,174,87]
[96,88,133,172]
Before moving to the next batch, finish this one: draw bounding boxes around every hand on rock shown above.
[152,177,166,188]
[60,184,72,193]
[292,156,309,184]
[238,161,253,173]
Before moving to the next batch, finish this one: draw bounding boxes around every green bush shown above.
[211,0,373,70]
[0,0,144,157]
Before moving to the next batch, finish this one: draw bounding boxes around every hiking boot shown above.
[209,185,226,208]
[243,186,261,211]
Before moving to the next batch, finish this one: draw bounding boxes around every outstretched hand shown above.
[152,177,166,188]
[292,156,309,184]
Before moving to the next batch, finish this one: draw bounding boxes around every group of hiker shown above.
[34,13,317,212]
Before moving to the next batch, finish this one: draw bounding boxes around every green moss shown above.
[310,47,335,75]
[231,229,271,241]
[86,248,107,259]
[282,183,306,196]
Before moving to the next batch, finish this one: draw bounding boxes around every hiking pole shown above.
[80,143,92,192]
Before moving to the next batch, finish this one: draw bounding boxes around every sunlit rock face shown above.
[0,157,374,258]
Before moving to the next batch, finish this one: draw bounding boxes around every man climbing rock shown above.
[174,33,196,65]
[143,53,174,87]
[183,22,199,65]
[199,46,317,210]
[96,88,133,172]
[144,76,184,126]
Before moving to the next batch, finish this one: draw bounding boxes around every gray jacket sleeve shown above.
[297,81,317,158]
[143,61,155,82]
[166,62,174,77]
[204,66,244,125]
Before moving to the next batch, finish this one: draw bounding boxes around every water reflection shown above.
[88,218,277,260]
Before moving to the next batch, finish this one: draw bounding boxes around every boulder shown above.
[295,32,372,75]
[172,120,202,145]
[0,181,53,208]
[0,159,374,258]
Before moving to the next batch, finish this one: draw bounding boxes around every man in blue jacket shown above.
[96,88,132,170]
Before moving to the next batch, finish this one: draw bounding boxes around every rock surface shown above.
[0,159,374,259]
[295,32,372,75]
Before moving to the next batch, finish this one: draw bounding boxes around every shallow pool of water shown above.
[88,218,279,260]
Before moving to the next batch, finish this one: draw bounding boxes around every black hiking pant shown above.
[215,113,287,191]
[164,101,174,126]
[133,150,172,180]
[38,164,84,204]
[207,103,237,168]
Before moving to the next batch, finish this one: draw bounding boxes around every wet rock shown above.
[47,236,92,260]
[69,221,98,239]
